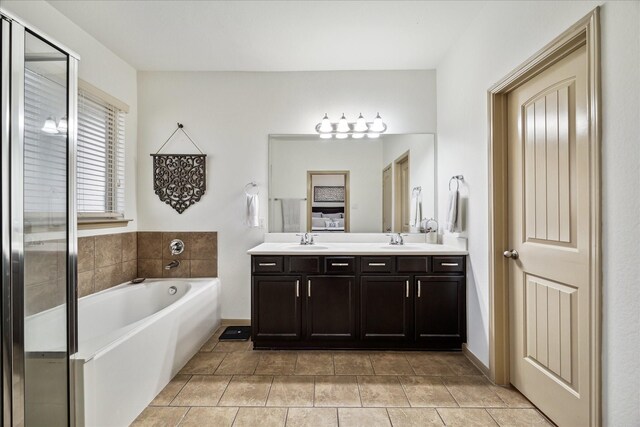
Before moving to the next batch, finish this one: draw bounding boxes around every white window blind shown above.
[77,89,125,218]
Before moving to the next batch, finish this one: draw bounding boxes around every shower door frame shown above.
[0,10,79,426]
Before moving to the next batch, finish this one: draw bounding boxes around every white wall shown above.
[2,0,138,237]
[137,70,437,319]
[436,1,639,425]
[269,137,383,233]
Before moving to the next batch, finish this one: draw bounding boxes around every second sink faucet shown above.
[387,233,407,245]
[296,232,317,245]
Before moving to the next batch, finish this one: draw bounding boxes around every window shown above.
[77,83,127,220]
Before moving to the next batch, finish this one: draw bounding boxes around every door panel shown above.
[306,276,356,340]
[507,45,590,426]
[252,276,301,339]
[360,276,411,340]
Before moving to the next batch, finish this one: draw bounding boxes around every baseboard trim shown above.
[463,343,490,377]
[221,319,251,326]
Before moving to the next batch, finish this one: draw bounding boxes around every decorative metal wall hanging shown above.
[151,123,206,214]
[313,186,345,203]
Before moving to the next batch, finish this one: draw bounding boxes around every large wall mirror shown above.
[269,134,436,233]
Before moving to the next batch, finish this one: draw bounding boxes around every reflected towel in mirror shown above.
[281,199,301,232]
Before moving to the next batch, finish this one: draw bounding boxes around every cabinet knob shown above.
[503,249,519,260]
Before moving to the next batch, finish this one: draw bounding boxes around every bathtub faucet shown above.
[165,260,180,270]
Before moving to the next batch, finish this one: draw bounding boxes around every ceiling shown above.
[48,0,484,72]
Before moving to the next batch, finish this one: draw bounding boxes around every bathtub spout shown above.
[165,260,180,270]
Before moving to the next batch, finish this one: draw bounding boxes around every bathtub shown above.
[73,278,220,426]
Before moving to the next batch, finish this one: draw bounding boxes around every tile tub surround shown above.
[77,231,217,297]
[137,232,218,279]
[134,326,553,427]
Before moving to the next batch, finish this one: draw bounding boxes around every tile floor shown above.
[133,327,553,426]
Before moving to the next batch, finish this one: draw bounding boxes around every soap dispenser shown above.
[424,218,438,244]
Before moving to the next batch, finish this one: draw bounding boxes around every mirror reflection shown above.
[269,134,436,233]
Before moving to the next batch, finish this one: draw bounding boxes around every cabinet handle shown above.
[258,262,276,267]
[308,280,311,297]
[331,263,349,267]
[368,262,386,267]
[441,263,459,267]
[406,281,409,298]
[418,280,421,298]
[296,280,299,298]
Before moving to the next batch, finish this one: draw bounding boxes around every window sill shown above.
[78,218,133,230]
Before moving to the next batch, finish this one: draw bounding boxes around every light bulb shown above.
[42,116,59,134]
[352,132,365,139]
[354,113,367,132]
[319,133,332,139]
[57,116,68,133]
[318,113,332,133]
[370,112,386,132]
[366,132,380,139]
[336,113,350,133]
[336,133,348,139]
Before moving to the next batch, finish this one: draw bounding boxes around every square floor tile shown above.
[333,353,374,375]
[171,375,231,406]
[286,408,338,427]
[295,353,334,375]
[486,409,552,426]
[435,353,481,375]
[387,408,445,426]
[215,352,260,375]
[180,352,226,374]
[404,353,457,376]
[267,375,314,407]
[232,408,286,427]
[357,376,410,407]
[180,407,238,426]
[338,408,391,427]
[218,375,273,406]
[255,351,297,375]
[370,353,414,375]
[213,340,252,352]
[489,385,534,408]
[437,408,498,426]
[442,376,506,408]
[399,376,458,407]
[314,375,361,407]
[131,406,188,426]
[150,374,190,406]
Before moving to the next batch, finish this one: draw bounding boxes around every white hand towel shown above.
[280,199,301,232]
[445,189,460,233]
[246,194,260,227]
[411,190,422,227]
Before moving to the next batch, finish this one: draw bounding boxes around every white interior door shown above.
[507,45,593,426]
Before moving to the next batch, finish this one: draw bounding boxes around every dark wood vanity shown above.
[251,254,466,350]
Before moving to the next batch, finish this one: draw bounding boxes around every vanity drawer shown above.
[432,256,465,273]
[289,256,321,273]
[397,256,429,273]
[361,257,393,273]
[253,256,284,273]
[325,257,355,274]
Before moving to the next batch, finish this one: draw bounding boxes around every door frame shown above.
[382,163,392,232]
[487,7,601,425]
[306,170,350,232]
[393,151,410,232]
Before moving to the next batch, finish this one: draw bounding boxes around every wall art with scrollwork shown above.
[151,123,207,214]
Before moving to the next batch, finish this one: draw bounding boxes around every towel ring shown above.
[449,175,463,191]
[244,182,259,196]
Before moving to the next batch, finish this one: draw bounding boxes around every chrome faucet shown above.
[296,233,316,245]
[387,233,406,245]
[165,259,181,270]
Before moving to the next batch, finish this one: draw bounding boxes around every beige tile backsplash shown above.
[77,231,218,298]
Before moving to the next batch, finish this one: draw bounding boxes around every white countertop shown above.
[247,242,468,256]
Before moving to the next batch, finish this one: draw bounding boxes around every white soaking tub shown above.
[73,278,220,427]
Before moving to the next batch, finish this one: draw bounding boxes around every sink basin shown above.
[285,245,330,250]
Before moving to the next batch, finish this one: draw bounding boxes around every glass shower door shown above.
[22,31,70,427]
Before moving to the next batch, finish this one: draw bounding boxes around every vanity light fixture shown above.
[57,116,68,133]
[315,112,387,139]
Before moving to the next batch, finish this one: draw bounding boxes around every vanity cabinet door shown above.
[306,276,356,340]
[252,276,302,340]
[415,276,465,345]
[360,276,412,341]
